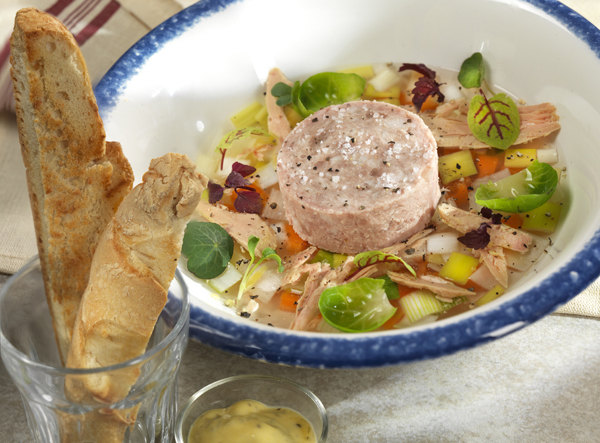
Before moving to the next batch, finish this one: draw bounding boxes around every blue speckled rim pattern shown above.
[95,0,600,368]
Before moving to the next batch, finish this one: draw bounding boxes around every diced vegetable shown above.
[379,299,405,330]
[284,224,310,255]
[426,253,446,265]
[230,102,263,128]
[445,178,472,206]
[338,65,375,80]
[504,148,537,169]
[252,161,279,190]
[475,160,558,213]
[501,214,522,229]
[248,263,283,304]
[536,147,558,164]
[207,263,243,293]
[399,289,444,323]
[318,278,397,333]
[521,202,563,233]
[469,265,499,290]
[284,105,303,128]
[439,252,479,285]
[196,153,220,178]
[439,150,478,184]
[332,253,348,269]
[426,231,461,255]
[363,84,401,99]
[473,153,499,178]
[279,291,301,312]
[368,67,403,92]
[310,249,335,266]
[475,284,505,306]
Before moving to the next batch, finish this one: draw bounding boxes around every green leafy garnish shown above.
[318,278,397,333]
[271,82,292,106]
[214,126,274,153]
[475,160,558,213]
[271,72,366,119]
[467,91,520,150]
[458,52,485,89]
[349,250,416,280]
[238,235,284,300]
[182,221,234,279]
[375,274,400,300]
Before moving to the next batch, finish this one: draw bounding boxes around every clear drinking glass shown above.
[0,256,190,443]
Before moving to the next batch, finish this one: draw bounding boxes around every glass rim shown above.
[174,374,329,443]
[0,255,190,375]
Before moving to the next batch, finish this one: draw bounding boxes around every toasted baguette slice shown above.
[10,8,134,363]
[66,153,205,404]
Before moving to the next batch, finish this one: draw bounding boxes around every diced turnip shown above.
[369,66,402,92]
[426,232,461,255]
[537,147,558,164]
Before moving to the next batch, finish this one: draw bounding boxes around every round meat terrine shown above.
[277,100,441,254]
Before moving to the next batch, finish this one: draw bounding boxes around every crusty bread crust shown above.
[10,8,134,363]
[66,153,204,404]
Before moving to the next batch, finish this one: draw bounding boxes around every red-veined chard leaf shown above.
[215,127,274,153]
[348,250,416,281]
[458,52,485,89]
[467,91,520,150]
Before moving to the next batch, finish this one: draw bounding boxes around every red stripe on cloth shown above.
[46,0,77,17]
[63,0,103,29]
[75,0,120,46]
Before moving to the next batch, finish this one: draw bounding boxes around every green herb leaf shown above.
[271,82,293,107]
[238,235,284,300]
[182,221,234,279]
[467,91,520,150]
[318,278,397,333]
[215,127,274,153]
[290,73,366,119]
[458,52,485,89]
[352,250,416,278]
[475,160,558,213]
[375,274,400,300]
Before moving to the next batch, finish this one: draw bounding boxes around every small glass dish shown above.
[175,374,328,442]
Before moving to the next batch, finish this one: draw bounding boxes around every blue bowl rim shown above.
[95,0,600,368]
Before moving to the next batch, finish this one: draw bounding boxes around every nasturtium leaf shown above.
[467,92,520,150]
[458,52,485,89]
[318,278,397,333]
[215,127,274,153]
[182,221,234,279]
[475,160,558,213]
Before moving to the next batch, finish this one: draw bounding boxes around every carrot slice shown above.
[380,298,405,330]
[444,177,472,207]
[473,153,499,178]
[284,224,309,255]
[502,214,523,229]
[279,291,301,312]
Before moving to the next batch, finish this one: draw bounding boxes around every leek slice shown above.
[207,263,243,293]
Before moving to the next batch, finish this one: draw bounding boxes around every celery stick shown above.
[254,105,269,128]
[230,102,263,128]
[521,202,563,233]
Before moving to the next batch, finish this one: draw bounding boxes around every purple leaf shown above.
[225,171,250,188]
[232,161,256,177]
[480,207,502,225]
[411,77,445,112]
[399,63,436,79]
[234,189,263,214]
[207,181,224,204]
[457,223,492,250]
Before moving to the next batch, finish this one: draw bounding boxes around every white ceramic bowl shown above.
[96,0,600,368]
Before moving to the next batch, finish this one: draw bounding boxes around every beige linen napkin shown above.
[0,1,599,317]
